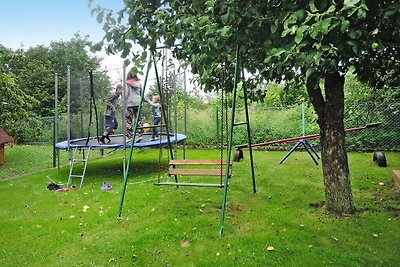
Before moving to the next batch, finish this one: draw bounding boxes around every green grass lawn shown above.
[0,147,399,266]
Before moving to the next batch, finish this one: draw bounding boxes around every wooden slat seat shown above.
[160,159,233,188]
[155,182,225,188]
[169,159,232,166]
[168,168,232,176]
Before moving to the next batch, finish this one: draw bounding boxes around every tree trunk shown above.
[306,71,355,214]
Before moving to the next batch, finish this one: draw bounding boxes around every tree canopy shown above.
[1,36,111,142]
[93,0,399,214]
[93,0,399,92]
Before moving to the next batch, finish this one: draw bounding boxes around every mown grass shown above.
[0,147,399,266]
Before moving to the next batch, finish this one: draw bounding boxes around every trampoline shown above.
[55,132,187,149]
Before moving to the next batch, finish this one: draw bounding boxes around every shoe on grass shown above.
[100,181,113,191]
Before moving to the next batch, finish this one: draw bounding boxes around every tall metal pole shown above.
[79,77,87,158]
[216,106,219,143]
[79,78,84,138]
[155,55,175,164]
[118,59,152,219]
[173,64,177,157]
[53,73,58,168]
[67,65,71,164]
[219,46,240,237]
[302,102,305,136]
[183,69,187,159]
[241,63,256,194]
[122,66,127,178]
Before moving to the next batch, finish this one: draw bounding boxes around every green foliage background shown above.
[0,36,111,143]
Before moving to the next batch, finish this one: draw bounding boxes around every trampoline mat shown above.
[55,133,186,149]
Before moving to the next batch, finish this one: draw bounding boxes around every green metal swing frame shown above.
[117,46,256,237]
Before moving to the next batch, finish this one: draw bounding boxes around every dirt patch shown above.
[227,202,243,213]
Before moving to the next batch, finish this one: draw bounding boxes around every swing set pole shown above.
[117,58,152,219]
[153,54,175,162]
[219,45,240,237]
[241,63,257,194]
[153,53,177,184]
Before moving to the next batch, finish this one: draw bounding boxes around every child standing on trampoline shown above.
[146,95,161,141]
[125,70,144,142]
[100,84,123,144]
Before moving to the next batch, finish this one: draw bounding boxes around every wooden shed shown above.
[0,128,14,165]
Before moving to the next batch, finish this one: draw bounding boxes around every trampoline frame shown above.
[55,132,186,149]
[53,63,187,188]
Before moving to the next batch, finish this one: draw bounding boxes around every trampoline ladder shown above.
[67,147,91,187]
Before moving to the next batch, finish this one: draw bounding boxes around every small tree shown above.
[93,0,399,214]
[0,46,41,142]
[4,35,110,117]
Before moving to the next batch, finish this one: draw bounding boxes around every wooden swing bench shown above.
[155,159,233,188]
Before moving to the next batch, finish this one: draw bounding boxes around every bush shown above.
[12,102,399,151]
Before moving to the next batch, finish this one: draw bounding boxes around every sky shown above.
[0,0,129,83]
[0,0,199,94]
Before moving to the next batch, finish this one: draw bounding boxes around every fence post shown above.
[53,73,58,168]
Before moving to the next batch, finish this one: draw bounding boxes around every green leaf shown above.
[309,25,320,40]
[342,0,360,11]
[313,53,321,65]
[320,18,332,34]
[357,7,367,20]
[298,25,309,32]
[270,24,278,34]
[221,13,230,24]
[351,43,359,55]
[272,48,286,57]
[295,9,305,21]
[140,51,148,61]
[295,30,303,44]
[183,17,192,25]
[123,59,131,67]
[96,10,104,23]
[309,0,318,12]
[281,28,292,37]
[340,20,350,33]
[326,5,336,13]
[90,42,103,52]
[290,25,298,35]
[105,32,112,42]
[219,26,231,37]
[348,29,362,39]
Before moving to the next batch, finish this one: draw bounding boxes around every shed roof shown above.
[0,128,13,145]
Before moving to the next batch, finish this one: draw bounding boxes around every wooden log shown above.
[393,170,400,188]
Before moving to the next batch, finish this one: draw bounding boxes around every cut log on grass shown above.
[393,170,400,188]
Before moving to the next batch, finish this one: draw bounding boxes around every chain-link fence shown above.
[344,102,400,150]
[0,71,117,180]
[181,102,400,151]
[0,115,108,180]
[1,101,399,179]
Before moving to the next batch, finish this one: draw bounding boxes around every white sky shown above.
[0,0,204,97]
[0,1,125,81]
